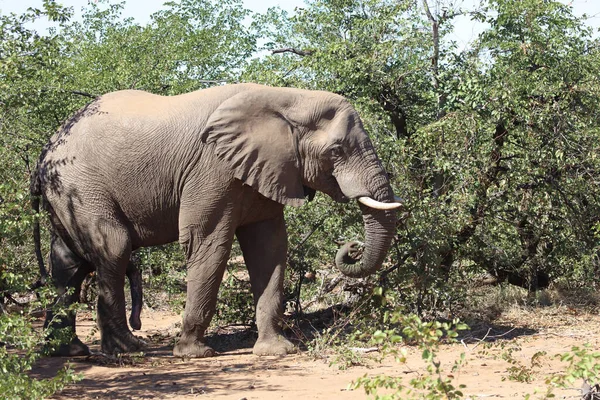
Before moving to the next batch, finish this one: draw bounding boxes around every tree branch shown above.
[70,90,97,99]
[272,47,315,56]
[422,0,436,23]
[422,0,443,119]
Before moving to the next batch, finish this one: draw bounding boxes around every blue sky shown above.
[1,0,599,50]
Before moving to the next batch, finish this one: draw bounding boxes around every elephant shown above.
[30,83,401,357]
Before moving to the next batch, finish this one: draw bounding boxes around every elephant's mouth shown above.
[329,179,350,203]
[337,194,350,203]
[312,175,349,203]
[325,188,350,203]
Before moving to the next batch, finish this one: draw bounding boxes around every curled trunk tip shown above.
[335,241,370,278]
[334,203,397,278]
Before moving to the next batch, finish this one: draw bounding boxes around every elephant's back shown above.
[37,83,262,200]
[95,84,262,119]
[37,85,258,247]
[42,88,218,164]
[95,90,176,118]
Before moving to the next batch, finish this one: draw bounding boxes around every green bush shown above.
[352,307,468,399]
[0,282,82,400]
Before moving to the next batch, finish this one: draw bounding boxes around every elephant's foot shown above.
[253,335,296,356]
[48,336,91,357]
[173,339,216,358]
[101,331,146,355]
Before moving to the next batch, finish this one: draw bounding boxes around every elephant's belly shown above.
[128,213,180,249]
[130,225,179,249]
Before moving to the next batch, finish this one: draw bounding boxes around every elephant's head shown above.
[201,84,401,278]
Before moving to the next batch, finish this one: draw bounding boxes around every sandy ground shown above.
[31,306,600,399]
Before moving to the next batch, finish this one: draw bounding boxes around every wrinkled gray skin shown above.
[33,209,143,348]
[34,236,143,332]
[31,83,397,357]
[38,234,143,355]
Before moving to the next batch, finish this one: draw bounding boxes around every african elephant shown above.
[31,83,401,357]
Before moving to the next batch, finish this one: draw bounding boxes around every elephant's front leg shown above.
[236,215,296,356]
[173,222,235,358]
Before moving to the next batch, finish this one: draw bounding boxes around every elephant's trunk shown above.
[335,181,398,278]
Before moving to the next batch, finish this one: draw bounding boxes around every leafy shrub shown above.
[0,281,82,400]
[352,307,468,399]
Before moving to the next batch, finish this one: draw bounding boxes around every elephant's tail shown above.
[30,164,48,288]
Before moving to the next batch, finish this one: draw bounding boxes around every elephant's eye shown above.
[329,146,343,159]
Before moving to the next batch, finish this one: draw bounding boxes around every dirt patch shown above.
[32,306,600,399]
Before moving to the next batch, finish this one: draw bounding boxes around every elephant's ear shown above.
[200,90,306,207]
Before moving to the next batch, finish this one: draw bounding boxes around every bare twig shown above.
[461,328,491,351]
[531,331,586,339]
[293,218,325,253]
[349,347,379,354]
[17,145,32,175]
[461,327,517,351]
[323,275,343,294]
[69,90,98,99]
[380,252,412,278]
[272,47,315,56]
[289,218,326,315]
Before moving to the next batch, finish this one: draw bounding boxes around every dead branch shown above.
[461,327,517,351]
[349,347,379,354]
[272,47,315,56]
[69,90,97,99]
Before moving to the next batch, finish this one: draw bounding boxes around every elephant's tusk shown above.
[358,196,403,210]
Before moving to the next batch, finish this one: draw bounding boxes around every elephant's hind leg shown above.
[90,219,146,354]
[45,233,93,356]
[237,215,296,356]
